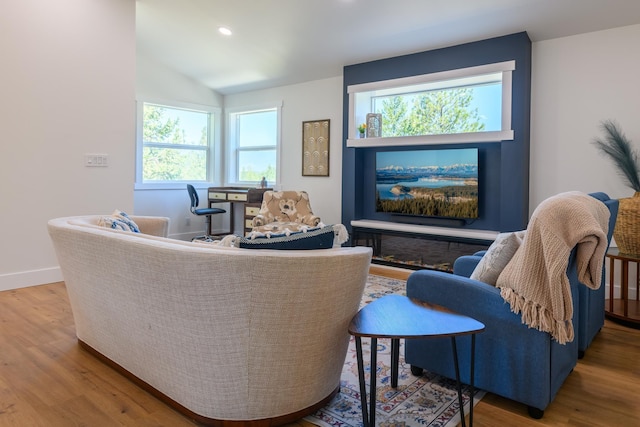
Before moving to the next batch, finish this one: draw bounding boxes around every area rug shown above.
[305,274,484,427]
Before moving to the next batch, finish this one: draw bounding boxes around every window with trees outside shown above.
[226,107,279,185]
[137,102,217,184]
[348,61,514,146]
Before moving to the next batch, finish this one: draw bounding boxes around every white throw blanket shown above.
[496,192,610,344]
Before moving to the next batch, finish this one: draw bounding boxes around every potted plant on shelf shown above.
[593,119,640,254]
[358,123,366,138]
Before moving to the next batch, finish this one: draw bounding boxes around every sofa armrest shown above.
[406,269,534,332]
[130,215,169,237]
[452,255,483,277]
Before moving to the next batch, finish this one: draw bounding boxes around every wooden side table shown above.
[348,294,484,427]
[605,248,640,328]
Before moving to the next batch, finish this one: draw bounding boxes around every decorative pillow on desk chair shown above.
[470,230,526,286]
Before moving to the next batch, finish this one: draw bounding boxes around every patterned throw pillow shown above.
[237,225,335,250]
[470,230,525,286]
[98,210,140,233]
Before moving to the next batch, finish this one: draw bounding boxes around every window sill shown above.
[346,130,514,148]
[134,182,216,191]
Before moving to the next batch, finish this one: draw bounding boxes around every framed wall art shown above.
[302,119,330,176]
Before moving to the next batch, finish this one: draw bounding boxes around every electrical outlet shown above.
[185,217,191,226]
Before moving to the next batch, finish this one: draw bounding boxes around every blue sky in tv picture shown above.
[376,148,479,219]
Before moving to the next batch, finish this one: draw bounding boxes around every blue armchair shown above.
[577,193,618,354]
[404,192,617,418]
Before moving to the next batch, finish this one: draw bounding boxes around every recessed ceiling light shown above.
[218,27,232,36]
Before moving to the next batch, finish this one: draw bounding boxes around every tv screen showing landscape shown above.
[376,148,479,219]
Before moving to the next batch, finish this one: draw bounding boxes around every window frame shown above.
[135,100,222,190]
[346,60,515,147]
[225,102,282,187]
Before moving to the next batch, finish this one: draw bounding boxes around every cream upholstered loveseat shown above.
[48,215,372,426]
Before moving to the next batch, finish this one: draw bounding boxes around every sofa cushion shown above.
[470,230,525,286]
[238,225,335,250]
[98,210,140,233]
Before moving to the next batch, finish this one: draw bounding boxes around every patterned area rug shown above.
[305,274,484,427]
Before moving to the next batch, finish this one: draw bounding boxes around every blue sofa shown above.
[404,192,618,418]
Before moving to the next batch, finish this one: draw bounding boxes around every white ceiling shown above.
[136,0,640,95]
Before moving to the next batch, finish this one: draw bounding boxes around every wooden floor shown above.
[0,265,638,426]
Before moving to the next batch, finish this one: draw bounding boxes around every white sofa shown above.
[48,215,372,425]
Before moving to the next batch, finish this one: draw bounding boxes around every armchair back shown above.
[252,190,321,233]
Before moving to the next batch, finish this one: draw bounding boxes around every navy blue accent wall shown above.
[342,32,531,233]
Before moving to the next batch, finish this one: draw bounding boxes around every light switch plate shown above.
[85,154,108,167]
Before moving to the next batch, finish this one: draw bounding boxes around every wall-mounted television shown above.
[375,148,479,219]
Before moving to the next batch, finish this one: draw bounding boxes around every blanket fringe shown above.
[500,288,574,344]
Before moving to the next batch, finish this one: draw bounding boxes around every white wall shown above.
[0,0,135,290]
[3,11,637,290]
[133,68,343,238]
[531,24,639,293]
[134,54,227,239]
[530,24,640,210]
[223,77,345,226]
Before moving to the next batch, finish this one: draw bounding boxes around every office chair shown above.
[187,184,226,241]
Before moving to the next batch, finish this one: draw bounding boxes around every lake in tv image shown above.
[376,148,479,219]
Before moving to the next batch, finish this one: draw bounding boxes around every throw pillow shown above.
[98,210,140,233]
[237,225,335,250]
[470,230,525,286]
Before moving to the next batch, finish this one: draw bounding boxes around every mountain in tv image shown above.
[376,160,479,219]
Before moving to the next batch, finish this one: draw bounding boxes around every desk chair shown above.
[187,184,226,241]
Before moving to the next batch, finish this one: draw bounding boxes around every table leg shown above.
[636,261,640,302]
[354,337,369,427]
[623,260,629,317]
[369,337,377,427]
[391,338,399,388]
[228,201,235,235]
[608,256,614,313]
[470,334,476,427]
[451,337,466,427]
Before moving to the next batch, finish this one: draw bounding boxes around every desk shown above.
[348,295,484,427]
[605,248,640,328]
[207,187,270,235]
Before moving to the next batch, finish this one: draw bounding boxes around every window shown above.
[136,102,218,184]
[226,106,280,185]
[347,61,514,147]
[369,73,503,136]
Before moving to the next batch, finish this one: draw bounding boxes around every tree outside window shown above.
[141,103,211,182]
[228,108,278,185]
[373,85,500,138]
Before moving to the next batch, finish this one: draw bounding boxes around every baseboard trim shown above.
[0,267,63,292]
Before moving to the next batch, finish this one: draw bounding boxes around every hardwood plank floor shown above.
[1,266,638,426]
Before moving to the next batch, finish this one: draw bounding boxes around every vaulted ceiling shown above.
[136,0,640,95]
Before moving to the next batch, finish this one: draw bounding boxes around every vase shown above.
[359,132,365,139]
[613,192,640,255]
